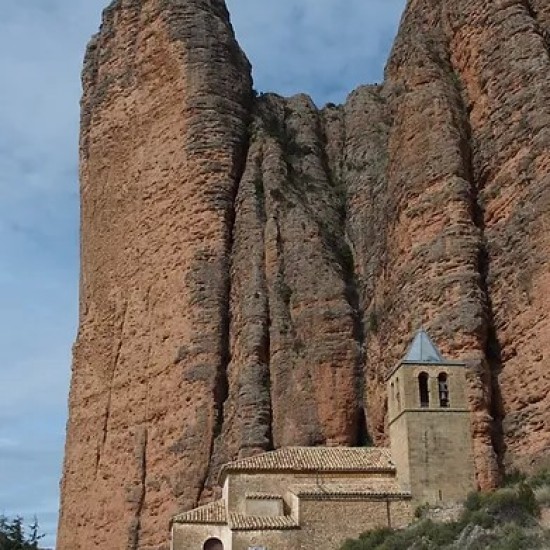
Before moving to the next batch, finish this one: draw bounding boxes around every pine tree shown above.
[0,515,45,549]
[29,517,42,549]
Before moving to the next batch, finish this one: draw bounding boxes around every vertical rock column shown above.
[340,86,391,442]
[57,1,252,549]
[363,1,501,488]
[213,94,363,468]
[259,95,361,449]
[445,0,550,472]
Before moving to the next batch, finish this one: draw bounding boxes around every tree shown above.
[0,515,45,549]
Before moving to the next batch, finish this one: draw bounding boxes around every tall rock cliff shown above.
[58,0,550,548]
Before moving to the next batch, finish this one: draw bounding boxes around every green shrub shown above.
[465,509,495,529]
[340,527,393,550]
[340,520,464,550]
[484,485,539,526]
[487,522,545,550]
[528,469,550,489]
[503,469,527,487]
[464,490,484,512]
[504,468,550,489]
[340,480,547,550]
[358,527,394,547]
[414,503,430,519]
[517,482,539,516]
[412,519,463,547]
[534,485,550,506]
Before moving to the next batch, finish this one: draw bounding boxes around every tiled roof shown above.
[246,493,284,500]
[174,503,299,530]
[290,480,411,500]
[229,514,299,531]
[173,500,226,525]
[220,447,394,480]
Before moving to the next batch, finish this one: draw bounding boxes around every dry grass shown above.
[535,486,550,507]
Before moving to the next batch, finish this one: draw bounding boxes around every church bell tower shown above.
[387,330,476,505]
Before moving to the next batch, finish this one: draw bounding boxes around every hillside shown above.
[58,0,550,549]
[341,473,550,549]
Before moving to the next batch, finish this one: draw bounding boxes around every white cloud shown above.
[227,0,406,104]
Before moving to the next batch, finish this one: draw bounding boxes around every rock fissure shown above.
[257,143,274,453]
[319,110,368,445]
[95,300,129,478]
[449,62,506,479]
[128,425,149,550]
[59,0,550,547]
[523,0,550,54]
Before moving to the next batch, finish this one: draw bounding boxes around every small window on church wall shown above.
[438,373,449,408]
[418,372,429,408]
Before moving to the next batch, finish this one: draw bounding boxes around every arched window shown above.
[204,538,223,550]
[438,373,449,408]
[418,373,429,408]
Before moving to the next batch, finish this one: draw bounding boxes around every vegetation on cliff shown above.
[341,473,550,550]
[59,0,550,547]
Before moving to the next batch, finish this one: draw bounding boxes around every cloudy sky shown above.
[0,0,405,546]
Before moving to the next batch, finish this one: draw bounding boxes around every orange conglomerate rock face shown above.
[57,0,550,548]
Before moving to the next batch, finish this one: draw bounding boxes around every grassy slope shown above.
[341,471,550,550]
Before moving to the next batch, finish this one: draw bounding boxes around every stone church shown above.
[171,331,476,550]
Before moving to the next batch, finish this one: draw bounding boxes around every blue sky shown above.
[0,0,405,546]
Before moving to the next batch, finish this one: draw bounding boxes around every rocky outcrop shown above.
[58,0,550,548]
[58,1,251,549]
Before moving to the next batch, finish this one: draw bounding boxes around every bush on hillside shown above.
[340,479,548,550]
[481,523,549,550]
[529,469,550,489]
[340,527,393,550]
[535,485,550,506]
[504,468,550,489]
[462,483,539,526]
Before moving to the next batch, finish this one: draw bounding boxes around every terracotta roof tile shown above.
[173,500,226,525]
[246,493,284,500]
[290,480,411,500]
[229,514,299,531]
[220,447,394,480]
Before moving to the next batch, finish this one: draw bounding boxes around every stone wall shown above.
[232,529,301,550]
[226,471,396,514]
[172,524,230,550]
[296,498,412,550]
[230,499,412,550]
[245,497,284,517]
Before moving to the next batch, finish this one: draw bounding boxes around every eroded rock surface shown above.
[58,0,550,548]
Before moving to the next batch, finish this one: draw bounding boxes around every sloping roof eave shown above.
[172,499,227,526]
[218,447,395,484]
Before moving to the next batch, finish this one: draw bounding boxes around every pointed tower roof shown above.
[385,329,465,381]
[403,329,444,363]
